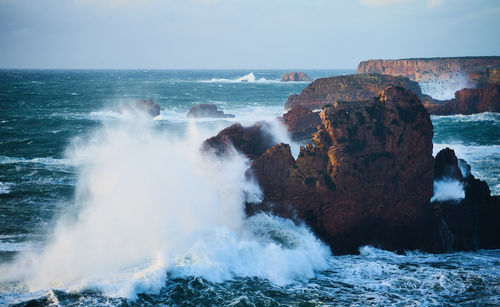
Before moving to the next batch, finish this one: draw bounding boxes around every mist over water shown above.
[0,118,328,299]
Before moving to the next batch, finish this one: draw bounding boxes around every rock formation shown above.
[119,98,161,117]
[207,86,435,254]
[281,72,313,82]
[430,148,500,252]
[284,74,423,111]
[469,68,500,88]
[423,84,500,115]
[203,84,500,254]
[357,57,500,84]
[202,122,275,160]
[187,104,235,119]
[280,105,321,141]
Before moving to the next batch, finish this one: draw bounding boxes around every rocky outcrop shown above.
[119,98,160,117]
[284,74,423,111]
[187,104,235,119]
[203,85,500,254]
[202,122,275,160]
[423,84,500,115]
[357,57,500,84]
[280,105,321,141]
[281,72,313,82]
[250,86,434,253]
[430,148,500,251]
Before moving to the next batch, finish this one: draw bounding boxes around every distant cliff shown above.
[356,57,500,84]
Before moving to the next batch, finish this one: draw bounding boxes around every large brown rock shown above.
[423,84,500,115]
[281,72,313,82]
[187,104,235,119]
[119,98,160,117]
[280,105,321,141]
[251,86,434,253]
[357,57,500,84]
[284,74,423,111]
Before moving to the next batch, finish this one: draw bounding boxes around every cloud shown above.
[359,0,407,6]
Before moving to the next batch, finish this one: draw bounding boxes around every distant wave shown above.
[431,112,500,123]
[200,72,281,84]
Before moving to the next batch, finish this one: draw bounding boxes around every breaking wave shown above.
[0,120,329,299]
[201,72,280,84]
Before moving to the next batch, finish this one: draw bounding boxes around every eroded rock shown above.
[187,104,235,119]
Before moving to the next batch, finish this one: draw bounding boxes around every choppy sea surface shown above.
[0,70,499,306]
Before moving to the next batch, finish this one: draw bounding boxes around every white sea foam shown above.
[0,119,329,299]
[201,72,281,84]
[431,112,500,123]
[419,75,471,100]
[0,182,12,194]
[430,179,465,203]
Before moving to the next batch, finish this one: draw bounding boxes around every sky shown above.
[0,0,499,69]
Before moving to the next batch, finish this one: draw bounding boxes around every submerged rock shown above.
[187,104,235,119]
[284,74,423,110]
[281,72,313,82]
[119,98,161,117]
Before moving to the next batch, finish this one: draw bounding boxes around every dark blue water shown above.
[0,70,499,306]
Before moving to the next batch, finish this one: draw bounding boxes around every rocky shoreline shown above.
[203,82,500,254]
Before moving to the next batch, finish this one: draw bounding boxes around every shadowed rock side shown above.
[423,84,500,115]
[357,57,500,84]
[187,104,235,119]
[202,122,275,160]
[119,98,161,117]
[430,148,500,252]
[281,72,313,82]
[284,74,423,111]
[280,105,321,141]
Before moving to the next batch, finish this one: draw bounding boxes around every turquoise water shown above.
[0,70,499,306]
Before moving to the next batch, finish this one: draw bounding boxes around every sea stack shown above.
[187,104,235,119]
[281,72,313,82]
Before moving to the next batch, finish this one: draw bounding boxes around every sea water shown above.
[0,70,499,306]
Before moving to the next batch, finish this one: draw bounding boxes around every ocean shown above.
[0,70,499,306]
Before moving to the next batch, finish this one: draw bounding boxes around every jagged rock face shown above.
[280,105,321,141]
[423,84,500,115]
[202,122,275,160]
[119,98,161,117]
[431,148,500,252]
[187,104,235,119]
[251,86,434,254]
[433,147,463,181]
[285,74,423,111]
[357,57,500,83]
[469,68,500,88]
[281,72,313,82]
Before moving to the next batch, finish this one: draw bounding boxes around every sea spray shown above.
[431,179,465,203]
[0,118,329,298]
